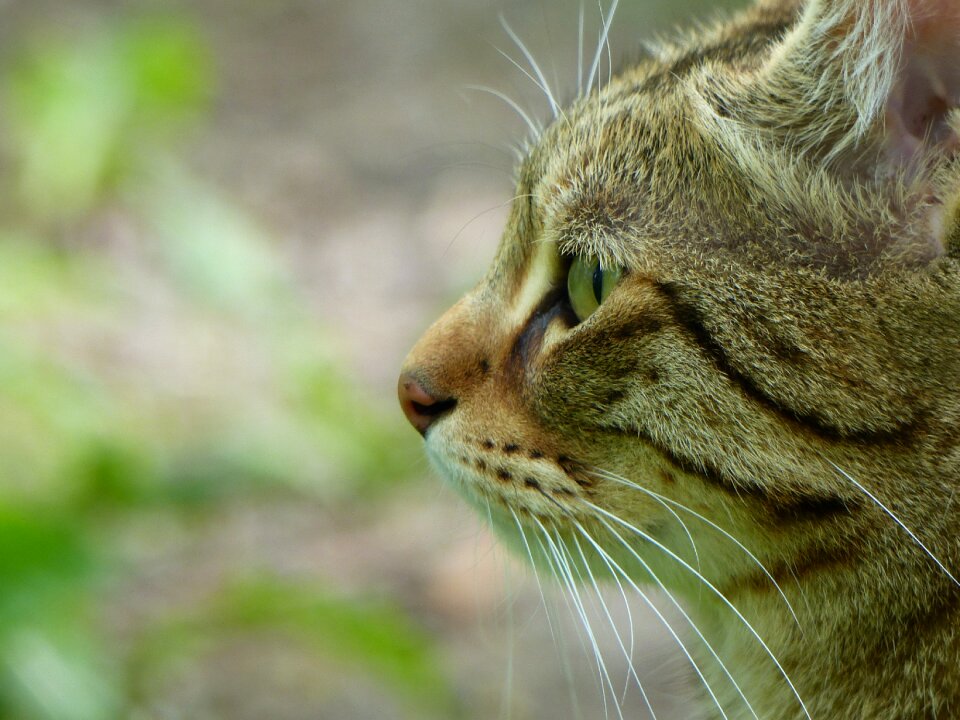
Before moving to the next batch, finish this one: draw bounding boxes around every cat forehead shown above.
[522,75,723,268]
[519,15,796,267]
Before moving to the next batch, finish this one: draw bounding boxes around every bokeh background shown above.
[0,0,742,718]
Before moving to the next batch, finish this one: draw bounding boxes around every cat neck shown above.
[690,565,960,719]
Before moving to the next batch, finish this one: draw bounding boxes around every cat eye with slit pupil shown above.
[566,256,623,323]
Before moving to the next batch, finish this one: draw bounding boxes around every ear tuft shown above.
[746,0,960,163]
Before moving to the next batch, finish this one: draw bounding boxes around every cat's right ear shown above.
[716,0,960,169]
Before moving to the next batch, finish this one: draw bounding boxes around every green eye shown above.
[566,256,623,322]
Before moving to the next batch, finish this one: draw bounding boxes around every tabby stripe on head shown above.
[652,281,920,444]
[612,424,857,524]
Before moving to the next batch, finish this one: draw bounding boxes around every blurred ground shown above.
[0,1,741,718]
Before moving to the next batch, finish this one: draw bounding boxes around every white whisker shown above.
[599,1,613,90]
[592,468,701,573]
[534,518,623,720]
[537,527,613,720]
[462,85,542,138]
[444,194,533,257]
[499,14,562,120]
[570,532,658,718]
[529,524,600,718]
[830,461,960,587]
[586,0,620,96]
[593,468,802,629]
[589,517,761,720]
[578,2,586,98]
[514,511,587,719]
[489,502,516,720]
[583,516,759,719]
[510,509,560,645]
[585,501,812,720]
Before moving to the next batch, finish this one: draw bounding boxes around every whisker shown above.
[510,509,561,645]
[606,24,613,89]
[499,14,562,120]
[536,526,612,720]
[535,517,623,720]
[577,2,586,98]
[580,517,755,720]
[421,160,515,177]
[494,44,571,132]
[488,502,516,720]
[593,468,802,629]
[462,84,542,138]
[530,523,599,718]
[570,532,658,719]
[589,517,761,720]
[586,0,620,96]
[576,524,639,705]
[591,468,701,573]
[599,1,613,90]
[830,461,960,587]
[585,501,812,720]
[536,2,564,115]
[444,194,533,257]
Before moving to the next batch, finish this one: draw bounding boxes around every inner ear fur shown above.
[754,0,960,161]
[704,0,960,259]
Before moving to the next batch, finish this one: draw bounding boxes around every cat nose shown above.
[398,374,457,436]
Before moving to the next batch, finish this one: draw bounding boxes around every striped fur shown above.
[400,1,960,717]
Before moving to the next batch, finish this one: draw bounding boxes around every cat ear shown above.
[742,0,960,167]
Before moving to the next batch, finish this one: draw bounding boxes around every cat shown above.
[398,0,960,717]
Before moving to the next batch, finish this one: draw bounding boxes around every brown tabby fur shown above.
[400,0,960,717]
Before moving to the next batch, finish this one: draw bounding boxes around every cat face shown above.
[400,2,960,716]
[399,0,960,605]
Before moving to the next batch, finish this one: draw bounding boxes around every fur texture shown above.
[400,1,960,717]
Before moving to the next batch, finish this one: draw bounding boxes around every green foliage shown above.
[0,11,433,720]
[131,579,460,717]
[6,18,211,221]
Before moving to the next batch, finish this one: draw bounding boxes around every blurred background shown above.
[0,0,742,718]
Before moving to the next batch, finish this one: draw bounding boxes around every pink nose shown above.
[397,374,457,436]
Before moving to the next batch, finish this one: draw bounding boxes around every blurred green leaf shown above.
[6,17,211,221]
[0,508,89,614]
[0,510,117,720]
[131,578,460,718]
[123,20,211,120]
[0,10,436,720]
[137,166,288,315]
[221,580,456,711]
[4,627,119,720]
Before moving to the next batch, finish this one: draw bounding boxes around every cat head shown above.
[399,0,960,595]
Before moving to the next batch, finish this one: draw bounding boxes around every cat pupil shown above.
[592,263,604,304]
